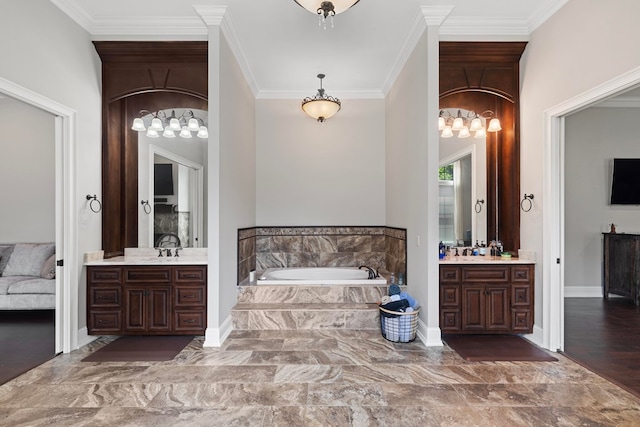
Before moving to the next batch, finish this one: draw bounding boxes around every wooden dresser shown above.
[87,265,207,335]
[603,232,640,306]
[439,261,534,334]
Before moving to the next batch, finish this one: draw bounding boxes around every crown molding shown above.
[193,6,260,96]
[440,16,530,38]
[50,0,94,33]
[381,6,454,95]
[256,90,384,100]
[528,0,569,33]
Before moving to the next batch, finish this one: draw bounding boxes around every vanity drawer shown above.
[512,284,531,307]
[440,285,460,307]
[174,310,206,331]
[90,311,121,332]
[88,267,122,284]
[511,266,533,283]
[174,287,205,307]
[511,309,532,332]
[440,309,461,332]
[125,267,172,283]
[440,267,460,283]
[174,266,207,283]
[90,287,121,308]
[461,266,509,283]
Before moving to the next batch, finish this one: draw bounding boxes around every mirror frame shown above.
[94,41,208,257]
[439,41,527,253]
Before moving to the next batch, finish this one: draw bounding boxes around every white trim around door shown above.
[0,77,77,354]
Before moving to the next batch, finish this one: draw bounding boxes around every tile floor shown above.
[1,330,639,426]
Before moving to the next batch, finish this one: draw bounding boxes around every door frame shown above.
[0,77,77,353]
[544,66,640,352]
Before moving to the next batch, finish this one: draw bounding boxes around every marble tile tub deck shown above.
[0,331,639,427]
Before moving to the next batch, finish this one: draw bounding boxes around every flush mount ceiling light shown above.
[438,109,501,139]
[293,0,360,28]
[302,73,341,123]
[131,109,208,139]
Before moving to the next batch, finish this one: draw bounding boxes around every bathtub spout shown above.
[359,265,379,280]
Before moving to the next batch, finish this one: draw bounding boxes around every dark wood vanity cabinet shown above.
[603,233,640,305]
[439,264,534,334]
[87,265,207,335]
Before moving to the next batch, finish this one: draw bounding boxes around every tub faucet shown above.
[359,265,379,280]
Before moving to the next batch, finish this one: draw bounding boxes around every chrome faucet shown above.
[165,248,173,257]
[157,248,163,257]
[174,247,180,257]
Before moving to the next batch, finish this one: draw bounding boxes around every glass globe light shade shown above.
[163,127,176,138]
[197,126,209,139]
[487,118,502,132]
[146,128,159,138]
[150,118,164,132]
[451,117,464,131]
[441,126,454,138]
[458,126,471,138]
[179,126,192,138]
[438,117,446,131]
[169,118,181,131]
[474,127,487,138]
[131,118,146,131]
[469,118,483,132]
[188,118,200,131]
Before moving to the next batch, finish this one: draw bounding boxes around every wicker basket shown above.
[379,305,420,343]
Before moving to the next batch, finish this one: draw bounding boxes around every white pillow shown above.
[3,243,55,277]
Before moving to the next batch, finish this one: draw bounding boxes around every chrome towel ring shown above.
[475,199,485,213]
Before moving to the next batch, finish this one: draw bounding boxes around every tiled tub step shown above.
[231,302,380,331]
[236,285,394,304]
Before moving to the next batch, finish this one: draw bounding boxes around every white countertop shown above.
[439,255,535,265]
[84,248,208,266]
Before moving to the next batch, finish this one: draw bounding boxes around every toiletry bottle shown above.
[479,241,486,256]
[398,273,404,285]
[439,241,446,259]
[389,273,396,284]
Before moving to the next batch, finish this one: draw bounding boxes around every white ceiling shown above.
[51,0,569,98]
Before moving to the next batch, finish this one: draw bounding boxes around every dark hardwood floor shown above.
[0,310,56,385]
[564,297,640,398]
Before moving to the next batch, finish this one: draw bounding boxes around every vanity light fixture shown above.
[131,109,208,139]
[302,74,341,123]
[293,0,360,29]
[438,109,501,139]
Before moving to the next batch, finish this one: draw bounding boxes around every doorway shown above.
[545,67,640,353]
[0,76,77,354]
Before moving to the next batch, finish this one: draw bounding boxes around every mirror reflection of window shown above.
[439,155,472,246]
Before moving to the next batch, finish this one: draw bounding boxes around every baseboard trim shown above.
[564,286,602,298]
[76,327,97,351]
[203,315,232,348]
[522,324,545,349]
[416,319,443,347]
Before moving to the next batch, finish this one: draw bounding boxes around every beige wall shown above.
[256,98,386,226]
[0,1,102,335]
[0,96,55,242]
[521,0,640,327]
[216,33,257,330]
[565,107,640,291]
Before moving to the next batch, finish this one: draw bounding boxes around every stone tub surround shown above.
[83,247,208,266]
[237,226,406,285]
[232,283,400,332]
[1,332,639,426]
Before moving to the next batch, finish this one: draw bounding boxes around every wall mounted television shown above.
[154,163,174,196]
[610,158,640,205]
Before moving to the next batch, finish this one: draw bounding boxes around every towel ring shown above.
[475,199,485,213]
[141,200,151,215]
[86,194,102,213]
[521,194,534,212]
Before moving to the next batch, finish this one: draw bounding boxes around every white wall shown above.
[386,28,440,342]
[0,96,55,242]
[0,1,102,336]
[521,0,640,330]
[256,98,386,226]
[565,107,640,290]
[216,33,256,332]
